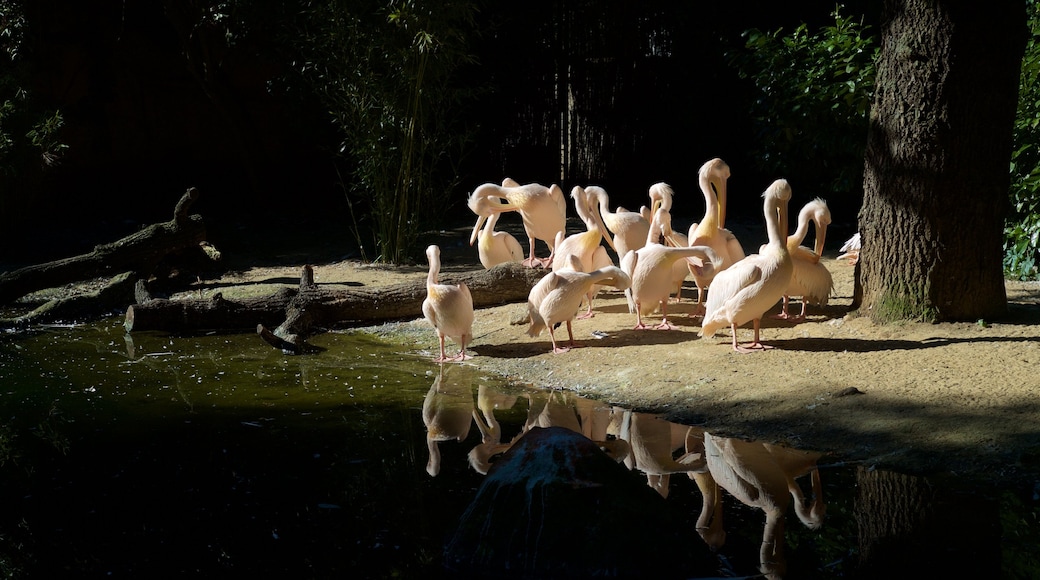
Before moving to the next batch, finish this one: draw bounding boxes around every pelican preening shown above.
[587,185,651,263]
[686,158,746,309]
[621,208,722,330]
[700,179,794,352]
[422,245,475,363]
[551,186,618,318]
[467,179,567,268]
[527,254,632,353]
[776,198,834,320]
[470,199,524,269]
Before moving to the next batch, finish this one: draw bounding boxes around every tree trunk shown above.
[855,0,1026,322]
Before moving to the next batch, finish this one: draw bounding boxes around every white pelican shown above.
[469,196,524,269]
[421,244,474,362]
[647,181,708,304]
[586,185,651,263]
[837,232,860,264]
[552,186,617,318]
[620,208,722,330]
[776,198,833,320]
[687,158,746,309]
[467,179,566,268]
[527,254,631,353]
[699,179,794,352]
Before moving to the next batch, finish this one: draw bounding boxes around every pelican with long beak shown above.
[467,179,566,268]
[552,186,618,318]
[586,185,651,263]
[700,179,794,352]
[776,198,833,320]
[468,195,524,269]
[421,245,474,362]
[687,158,746,310]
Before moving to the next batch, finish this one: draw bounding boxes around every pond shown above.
[0,318,1037,578]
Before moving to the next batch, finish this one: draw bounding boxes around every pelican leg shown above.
[576,293,595,319]
[547,325,570,354]
[654,301,678,330]
[564,320,578,349]
[735,319,774,353]
[433,334,451,362]
[772,295,794,320]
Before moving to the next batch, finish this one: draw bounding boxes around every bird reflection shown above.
[421,364,474,476]
[688,432,826,579]
[617,410,707,498]
[424,381,828,578]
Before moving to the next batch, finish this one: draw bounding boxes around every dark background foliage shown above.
[4,1,879,265]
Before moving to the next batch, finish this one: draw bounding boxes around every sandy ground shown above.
[205,224,1040,488]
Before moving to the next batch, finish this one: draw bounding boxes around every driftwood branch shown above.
[0,188,213,305]
[0,271,139,329]
[126,261,546,353]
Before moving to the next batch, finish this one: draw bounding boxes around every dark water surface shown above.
[1,319,1037,578]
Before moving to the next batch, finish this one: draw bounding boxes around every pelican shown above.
[469,197,524,269]
[699,179,794,352]
[775,198,833,320]
[467,179,567,268]
[552,186,617,318]
[620,208,722,330]
[837,232,860,265]
[527,254,631,353]
[421,245,474,362]
[687,158,746,309]
[653,207,698,304]
[586,185,651,263]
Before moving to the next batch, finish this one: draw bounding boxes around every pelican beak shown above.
[814,224,828,257]
[470,214,488,246]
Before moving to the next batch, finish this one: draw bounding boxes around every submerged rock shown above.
[443,426,713,578]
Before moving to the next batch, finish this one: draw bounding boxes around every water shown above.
[0,319,1037,578]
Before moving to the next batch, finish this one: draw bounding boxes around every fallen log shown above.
[0,188,213,305]
[125,261,546,350]
[124,287,298,333]
[0,271,139,329]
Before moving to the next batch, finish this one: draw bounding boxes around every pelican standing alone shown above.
[421,245,474,362]
[776,198,833,320]
[527,254,631,353]
[467,180,566,268]
[687,158,746,310]
[621,208,722,330]
[699,179,794,352]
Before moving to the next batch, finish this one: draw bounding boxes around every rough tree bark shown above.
[854,0,1026,322]
[0,188,214,305]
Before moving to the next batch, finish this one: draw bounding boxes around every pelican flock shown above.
[433,158,838,357]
